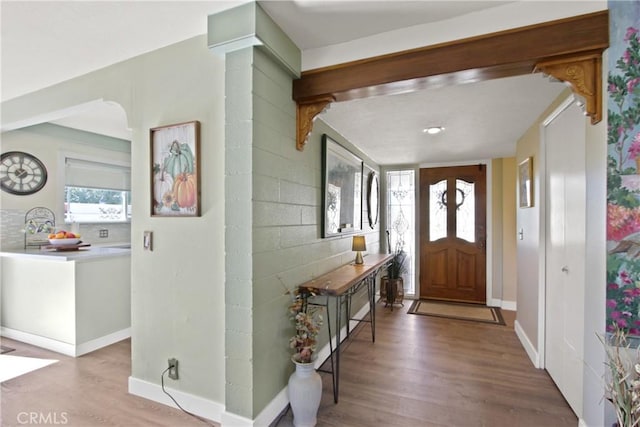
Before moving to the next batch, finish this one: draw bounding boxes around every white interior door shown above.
[544,98,585,417]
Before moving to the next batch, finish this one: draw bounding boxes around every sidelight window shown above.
[386,169,416,295]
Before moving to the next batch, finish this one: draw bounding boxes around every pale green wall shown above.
[129,36,226,402]
[1,35,227,404]
[223,43,381,417]
[224,46,255,418]
[1,10,381,422]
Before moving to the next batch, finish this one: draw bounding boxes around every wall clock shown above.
[0,151,48,195]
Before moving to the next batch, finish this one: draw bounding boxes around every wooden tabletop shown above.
[299,253,393,296]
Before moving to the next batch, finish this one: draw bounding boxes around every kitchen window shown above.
[64,186,131,223]
[64,157,131,223]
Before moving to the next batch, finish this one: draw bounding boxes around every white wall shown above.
[515,86,607,425]
[490,157,518,307]
[515,89,573,365]
[581,50,608,427]
[502,157,518,304]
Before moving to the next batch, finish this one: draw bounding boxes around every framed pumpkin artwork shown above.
[151,121,201,217]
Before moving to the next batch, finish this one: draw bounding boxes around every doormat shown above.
[408,300,505,325]
[1,346,15,354]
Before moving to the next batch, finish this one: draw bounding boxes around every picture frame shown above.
[322,134,363,238]
[365,166,379,229]
[518,156,533,208]
[150,120,201,217]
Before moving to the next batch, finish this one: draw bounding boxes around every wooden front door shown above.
[419,165,486,303]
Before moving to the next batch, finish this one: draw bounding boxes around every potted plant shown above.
[381,241,407,307]
[287,289,323,427]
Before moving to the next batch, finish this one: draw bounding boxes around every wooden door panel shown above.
[426,248,448,288]
[454,250,476,289]
[420,165,486,303]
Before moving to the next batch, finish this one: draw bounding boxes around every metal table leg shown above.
[368,276,375,343]
[334,295,341,403]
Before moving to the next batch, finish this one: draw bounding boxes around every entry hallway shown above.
[1,304,576,427]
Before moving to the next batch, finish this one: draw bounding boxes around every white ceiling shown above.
[1,0,569,165]
[321,74,565,165]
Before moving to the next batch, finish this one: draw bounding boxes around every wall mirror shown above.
[322,134,362,238]
[366,169,379,229]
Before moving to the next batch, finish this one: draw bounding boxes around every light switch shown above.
[143,231,153,251]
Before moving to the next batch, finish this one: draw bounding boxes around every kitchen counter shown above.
[0,245,130,261]
[1,244,131,357]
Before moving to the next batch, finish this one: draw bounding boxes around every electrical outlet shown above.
[168,358,179,380]
[99,229,109,238]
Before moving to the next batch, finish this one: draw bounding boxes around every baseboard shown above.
[1,327,76,356]
[128,376,223,423]
[76,328,131,356]
[488,298,517,311]
[578,418,588,427]
[488,298,501,308]
[514,320,541,368]
[220,386,290,427]
[220,411,253,426]
[129,304,373,427]
[1,327,130,357]
[236,303,373,427]
[501,300,517,311]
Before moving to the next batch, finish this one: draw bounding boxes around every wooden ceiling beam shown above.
[293,10,608,150]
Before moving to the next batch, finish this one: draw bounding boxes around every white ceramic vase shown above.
[288,357,322,427]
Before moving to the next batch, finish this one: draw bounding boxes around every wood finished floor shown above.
[275,305,577,427]
[1,305,576,427]
[0,338,216,427]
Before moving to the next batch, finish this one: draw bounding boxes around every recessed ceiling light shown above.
[423,126,445,135]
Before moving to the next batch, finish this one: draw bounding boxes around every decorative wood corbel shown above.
[296,96,335,151]
[535,53,602,124]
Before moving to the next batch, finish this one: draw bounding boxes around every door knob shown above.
[561,266,569,273]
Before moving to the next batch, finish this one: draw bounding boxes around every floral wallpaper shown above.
[607,1,640,334]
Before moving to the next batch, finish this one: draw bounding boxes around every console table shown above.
[299,253,393,403]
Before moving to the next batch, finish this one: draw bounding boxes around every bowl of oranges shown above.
[48,230,81,245]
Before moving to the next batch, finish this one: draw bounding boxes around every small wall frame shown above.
[150,120,201,217]
[518,157,533,208]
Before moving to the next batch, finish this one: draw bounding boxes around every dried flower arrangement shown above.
[602,327,640,427]
[288,289,323,364]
